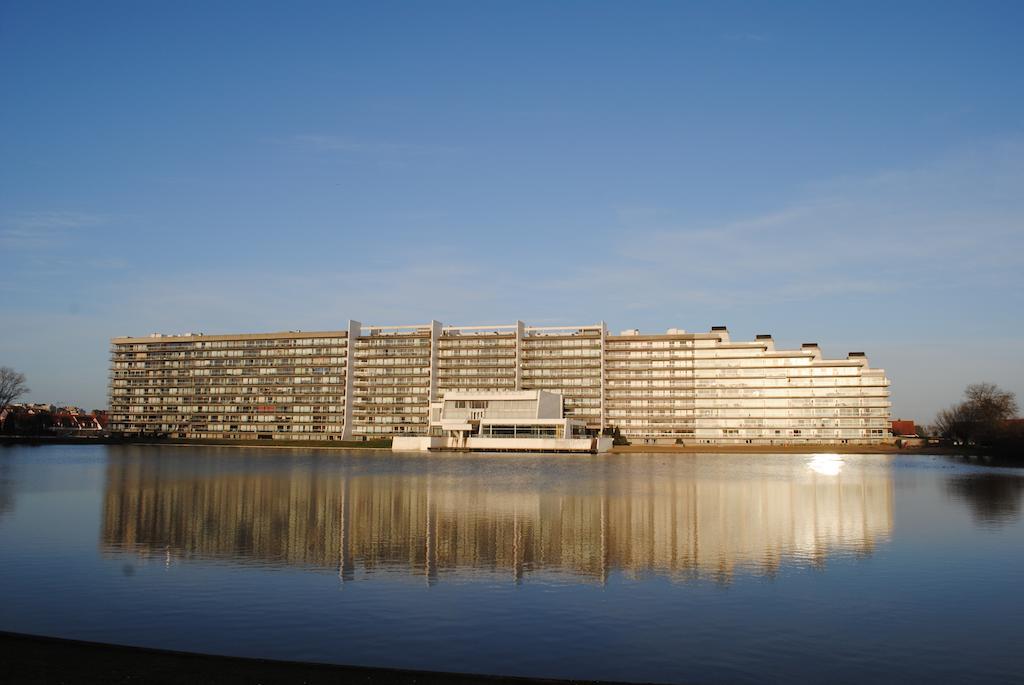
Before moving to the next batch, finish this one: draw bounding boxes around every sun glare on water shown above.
[808,453,844,476]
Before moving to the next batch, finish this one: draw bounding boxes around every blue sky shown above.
[1,1,1022,422]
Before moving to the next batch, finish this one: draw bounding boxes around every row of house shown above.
[0,404,110,436]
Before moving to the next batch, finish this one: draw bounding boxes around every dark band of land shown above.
[0,631,654,685]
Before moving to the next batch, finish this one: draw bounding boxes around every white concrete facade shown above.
[416,389,603,451]
[393,435,613,453]
[110,321,891,445]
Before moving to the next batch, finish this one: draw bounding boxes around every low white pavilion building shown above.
[392,390,613,453]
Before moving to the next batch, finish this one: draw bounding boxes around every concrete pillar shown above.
[514,320,525,390]
[341,319,360,440]
[599,320,607,432]
[428,320,442,402]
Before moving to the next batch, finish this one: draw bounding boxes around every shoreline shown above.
[0,631,650,685]
[608,443,958,455]
[0,434,977,456]
[0,435,393,450]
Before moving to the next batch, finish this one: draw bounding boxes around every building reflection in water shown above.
[101,450,893,583]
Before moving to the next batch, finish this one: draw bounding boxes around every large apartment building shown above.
[109,320,891,444]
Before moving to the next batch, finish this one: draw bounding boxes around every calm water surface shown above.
[1,445,1022,683]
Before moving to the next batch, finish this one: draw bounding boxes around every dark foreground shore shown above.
[0,631,649,685]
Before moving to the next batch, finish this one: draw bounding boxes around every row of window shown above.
[114,336,347,350]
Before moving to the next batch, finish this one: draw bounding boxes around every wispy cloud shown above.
[0,211,107,249]
[569,139,1024,310]
[87,139,1024,332]
[99,243,496,335]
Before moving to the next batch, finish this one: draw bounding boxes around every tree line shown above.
[930,382,1021,451]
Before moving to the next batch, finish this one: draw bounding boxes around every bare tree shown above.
[932,405,961,442]
[964,382,1018,421]
[933,382,1019,445]
[0,367,29,415]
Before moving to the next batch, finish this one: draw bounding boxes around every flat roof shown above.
[479,418,583,425]
[606,333,722,342]
[111,330,349,343]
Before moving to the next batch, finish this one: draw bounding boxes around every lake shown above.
[1,445,1022,683]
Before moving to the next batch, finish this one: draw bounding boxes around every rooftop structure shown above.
[398,389,603,452]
